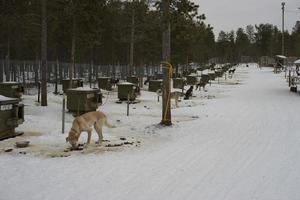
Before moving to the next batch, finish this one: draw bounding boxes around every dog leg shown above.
[86,128,93,145]
[94,123,103,145]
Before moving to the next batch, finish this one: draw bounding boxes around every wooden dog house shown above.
[62,78,83,93]
[66,88,101,116]
[0,82,24,98]
[0,95,24,140]
[97,77,112,91]
[117,82,137,101]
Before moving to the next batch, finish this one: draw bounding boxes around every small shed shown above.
[274,55,287,73]
[126,76,139,85]
[0,82,24,98]
[117,82,136,101]
[200,74,210,84]
[148,80,163,92]
[208,71,216,80]
[0,95,24,140]
[173,78,186,89]
[214,69,223,77]
[294,59,300,71]
[66,87,101,116]
[259,56,275,67]
[98,77,112,91]
[62,78,83,93]
[186,74,199,85]
[155,73,164,80]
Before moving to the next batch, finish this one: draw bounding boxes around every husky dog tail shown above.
[104,117,116,128]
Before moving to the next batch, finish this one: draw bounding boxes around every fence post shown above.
[127,93,130,116]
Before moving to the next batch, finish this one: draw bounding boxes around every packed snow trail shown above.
[1,66,300,200]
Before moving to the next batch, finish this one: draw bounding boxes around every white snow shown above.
[275,55,287,59]
[294,59,300,64]
[0,95,17,101]
[117,82,135,85]
[1,64,300,200]
[70,87,99,91]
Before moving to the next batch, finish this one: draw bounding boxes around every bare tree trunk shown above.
[5,38,10,82]
[129,5,135,76]
[34,53,39,84]
[22,61,26,85]
[54,59,58,94]
[89,61,92,88]
[41,0,48,106]
[69,11,76,88]
[0,58,3,82]
[13,63,16,81]
[161,0,171,126]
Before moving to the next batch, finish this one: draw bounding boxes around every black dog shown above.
[134,85,141,96]
[196,80,208,91]
[110,78,119,87]
[228,69,236,74]
[144,77,151,85]
[184,86,193,100]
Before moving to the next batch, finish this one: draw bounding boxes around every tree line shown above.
[1,0,299,66]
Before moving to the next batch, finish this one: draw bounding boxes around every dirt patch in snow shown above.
[0,134,141,158]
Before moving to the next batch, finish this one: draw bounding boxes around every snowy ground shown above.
[1,64,300,200]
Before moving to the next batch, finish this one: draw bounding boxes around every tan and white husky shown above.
[66,111,115,148]
[157,89,183,107]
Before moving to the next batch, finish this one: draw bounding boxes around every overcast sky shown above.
[194,0,300,35]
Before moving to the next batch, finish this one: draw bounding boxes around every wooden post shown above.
[127,93,130,116]
[161,0,172,126]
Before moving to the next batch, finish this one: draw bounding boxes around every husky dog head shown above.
[66,129,80,148]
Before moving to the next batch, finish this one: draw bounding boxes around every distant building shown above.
[259,56,275,67]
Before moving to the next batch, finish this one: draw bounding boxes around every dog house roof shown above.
[275,55,287,59]
[117,82,135,85]
[0,95,19,104]
[67,87,100,93]
[62,78,83,81]
[0,82,22,85]
[294,59,300,65]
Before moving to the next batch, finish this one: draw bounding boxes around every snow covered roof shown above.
[69,87,99,92]
[117,82,135,85]
[0,95,18,102]
[0,82,22,85]
[63,78,82,81]
[275,55,287,59]
[294,59,300,64]
[98,77,111,79]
